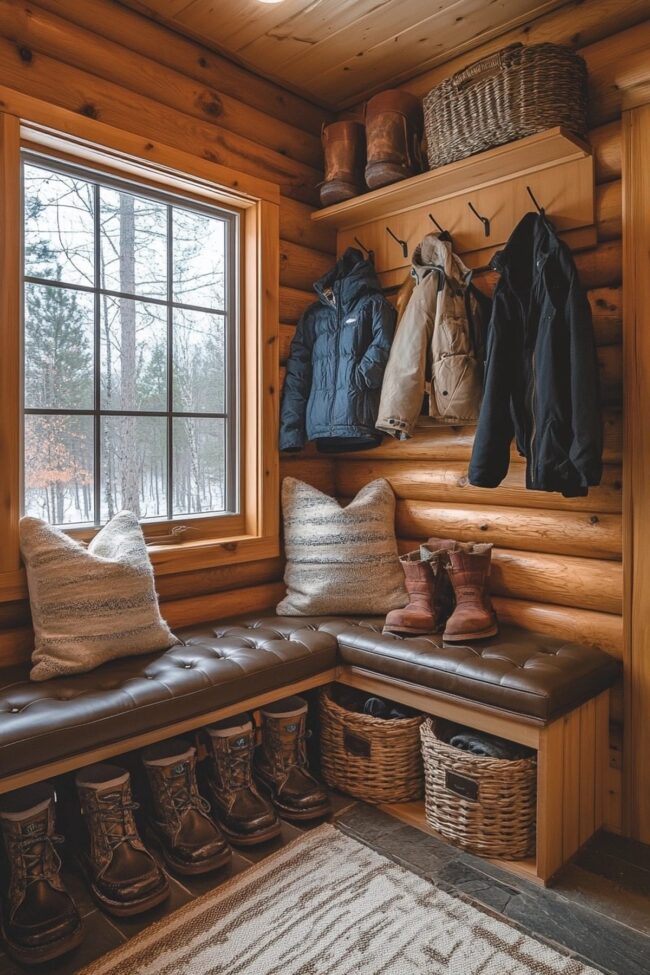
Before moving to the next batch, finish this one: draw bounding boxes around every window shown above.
[22,154,239,528]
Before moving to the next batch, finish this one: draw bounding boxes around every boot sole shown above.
[382,624,440,637]
[217,819,282,848]
[443,624,499,642]
[1,916,84,966]
[77,853,171,917]
[272,800,332,822]
[146,827,232,876]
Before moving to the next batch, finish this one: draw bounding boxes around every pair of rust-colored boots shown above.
[384,538,498,641]
[320,89,424,205]
[204,696,330,848]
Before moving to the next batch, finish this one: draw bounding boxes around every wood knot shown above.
[458,475,468,487]
[197,93,223,118]
[220,542,237,552]
[479,523,489,532]
[79,103,99,119]
[590,515,600,525]
[198,56,208,68]
[18,46,32,63]
[144,142,154,151]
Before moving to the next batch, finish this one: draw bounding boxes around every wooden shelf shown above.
[312,127,591,229]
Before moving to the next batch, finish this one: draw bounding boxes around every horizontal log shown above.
[599,343,622,405]
[591,120,622,184]
[395,500,622,560]
[589,286,622,345]
[0,38,321,204]
[155,557,284,602]
[396,539,622,614]
[491,597,623,657]
[339,460,622,514]
[596,180,621,242]
[280,240,331,292]
[336,407,622,464]
[0,0,323,169]
[280,286,314,325]
[280,323,293,363]
[280,457,337,495]
[162,582,286,629]
[35,0,328,134]
[280,198,336,255]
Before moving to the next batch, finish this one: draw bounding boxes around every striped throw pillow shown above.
[20,511,178,682]
[277,477,407,616]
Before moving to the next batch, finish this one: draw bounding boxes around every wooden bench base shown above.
[337,665,610,885]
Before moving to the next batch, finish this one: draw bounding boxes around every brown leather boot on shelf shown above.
[319,120,366,207]
[141,738,231,876]
[383,538,458,636]
[364,89,424,190]
[255,697,331,822]
[204,715,280,847]
[0,783,83,966]
[75,764,169,917]
[443,544,499,642]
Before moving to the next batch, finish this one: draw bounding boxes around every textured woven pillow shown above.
[20,511,178,682]
[277,477,407,616]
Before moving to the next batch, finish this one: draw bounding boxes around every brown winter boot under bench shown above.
[383,538,458,636]
[142,738,231,876]
[0,783,82,966]
[443,544,499,642]
[75,764,169,917]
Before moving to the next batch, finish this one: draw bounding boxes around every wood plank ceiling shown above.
[118,0,571,109]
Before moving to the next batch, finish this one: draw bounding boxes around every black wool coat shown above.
[279,248,396,453]
[468,212,602,498]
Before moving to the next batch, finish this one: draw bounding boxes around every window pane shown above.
[173,309,225,413]
[24,284,94,410]
[173,207,225,309]
[101,415,167,522]
[173,417,226,515]
[100,297,167,411]
[24,165,94,287]
[100,187,167,299]
[24,414,94,526]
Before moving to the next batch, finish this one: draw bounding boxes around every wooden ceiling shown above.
[119,0,570,109]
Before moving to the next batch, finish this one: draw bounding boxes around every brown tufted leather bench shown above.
[0,614,619,885]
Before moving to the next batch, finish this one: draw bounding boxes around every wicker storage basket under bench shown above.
[423,42,588,170]
[420,719,537,859]
[319,686,424,804]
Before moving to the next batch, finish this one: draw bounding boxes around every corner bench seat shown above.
[0,616,618,783]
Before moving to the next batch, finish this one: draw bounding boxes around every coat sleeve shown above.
[357,296,397,390]
[468,291,515,487]
[566,260,603,486]
[279,309,314,452]
[376,284,434,439]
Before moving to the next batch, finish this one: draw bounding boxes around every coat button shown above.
[442,391,448,396]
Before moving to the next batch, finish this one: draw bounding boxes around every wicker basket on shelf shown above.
[319,686,424,804]
[423,42,588,170]
[420,719,537,859]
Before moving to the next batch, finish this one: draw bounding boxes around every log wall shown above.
[314,0,648,834]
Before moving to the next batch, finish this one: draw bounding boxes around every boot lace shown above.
[266,722,307,771]
[16,832,63,885]
[164,770,211,819]
[95,792,141,851]
[227,749,253,790]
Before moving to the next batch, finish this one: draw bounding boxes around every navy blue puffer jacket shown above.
[279,248,396,453]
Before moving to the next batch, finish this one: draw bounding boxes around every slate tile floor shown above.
[1,794,649,975]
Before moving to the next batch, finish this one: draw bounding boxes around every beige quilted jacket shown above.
[376,233,486,438]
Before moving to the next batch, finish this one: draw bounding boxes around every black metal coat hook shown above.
[526,185,544,214]
[385,225,408,259]
[353,236,374,261]
[468,201,490,237]
[429,213,446,234]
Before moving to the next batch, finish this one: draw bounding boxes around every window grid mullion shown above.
[93,181,101,529]
[167,205,174,521]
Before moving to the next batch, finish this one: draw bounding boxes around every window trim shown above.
[0,105,280,600]
[21,151,241,531]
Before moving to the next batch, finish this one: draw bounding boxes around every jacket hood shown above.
[314,247,382,305]
[411,232,472,288]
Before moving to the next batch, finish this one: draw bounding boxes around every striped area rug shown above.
[81,825,598,975]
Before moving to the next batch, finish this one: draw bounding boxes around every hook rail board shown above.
[312,127,595,278]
